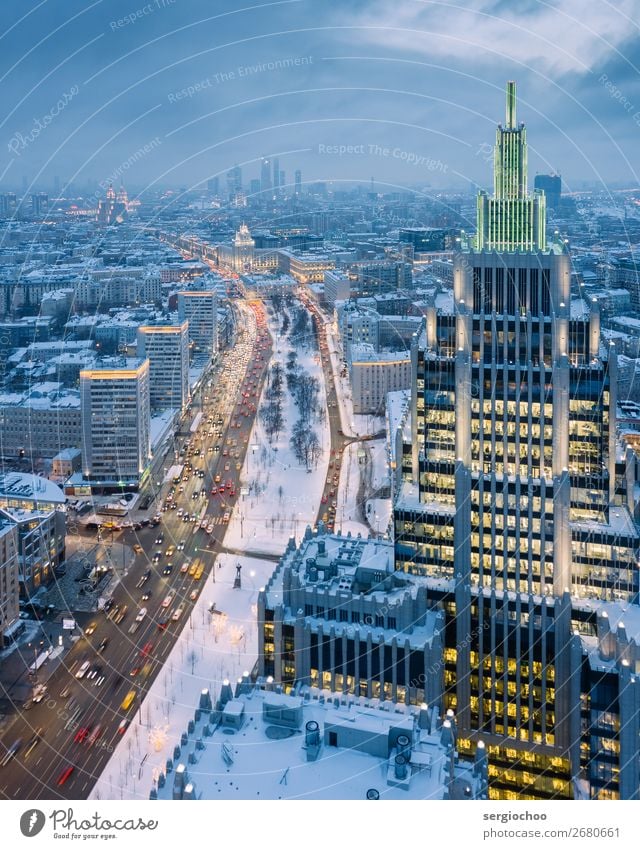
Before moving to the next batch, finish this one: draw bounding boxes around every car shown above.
[152,551,162,562]
[129,666,141,677]
[87,665,101,680]
[154,535,164,545]
[157,615,169,631]
[223,512,230,524]
[95,675,106,687]
[85,622,97,636]
[0,738,23,766]
[98,638,109,652]
[114,605,128,624]
[57,766,74,786]
[121,690,136,711]
[74,727,90,743]
[189,590,198,601]
[140,641,153,658]
[180,562,190,573]
[177,540,186,551]
[59,684,72,699]
[103,598,115,614]
[135,607,147,623]
[75,660,90,679]
[141,590,152,601]
[133,544,143,554]
[23,728,44,761]
[162,565,173,576]
[161,591,176,608]
[117,719,129,734]
[171,604,185,622]
[88,725,102,746]
[210,487,218,495]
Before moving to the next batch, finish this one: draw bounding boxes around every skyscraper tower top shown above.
[475,81,547,253]
[505,79,517,129]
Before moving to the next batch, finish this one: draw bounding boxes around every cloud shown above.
[345,0,640,76]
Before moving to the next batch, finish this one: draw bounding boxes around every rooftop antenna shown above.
[506,80,517,129]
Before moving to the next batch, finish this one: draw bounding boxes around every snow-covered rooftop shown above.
[152,684,484,800]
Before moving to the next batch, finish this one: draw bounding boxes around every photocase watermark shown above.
[317,142,448,173]
[599,73,640,127]
[167,55,314,102]
[19,809,46,838]
[110,0,175,31]
[7,85,80,156]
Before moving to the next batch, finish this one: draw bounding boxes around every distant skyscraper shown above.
[0,193,17,217]
[534,173,562,211]
[261,157,272,193]
[249,178,261,198]
[294,169,302,195]
[207,176,219,195]
[273,157,280,190]
[31,193,48,217]
[232,222,255,272]
[226,165,242,198]
[279,170,286,192]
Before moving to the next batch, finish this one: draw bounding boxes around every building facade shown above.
[79,358,151,487]
[0,518,19,646]
[137,322,189,413]
[350,344,412,415]
[177,290,218,357]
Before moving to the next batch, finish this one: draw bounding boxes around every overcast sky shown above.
[1,0,639,196]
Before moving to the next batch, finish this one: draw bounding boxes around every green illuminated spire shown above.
[476,81,546,252]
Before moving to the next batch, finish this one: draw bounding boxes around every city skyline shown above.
[0,1,639,197]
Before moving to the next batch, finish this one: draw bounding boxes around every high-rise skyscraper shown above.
[534,173,562,211]
[394,81,640,799]
[226,165,242,199]
[263,80,640,802]
[136,323,190,413]
[261,157,272,193]
[80,358,151,486]
[178,290,218,358]
[273,157,280,191]
[294,169,302,195]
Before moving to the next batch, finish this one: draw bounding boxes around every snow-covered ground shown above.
[223,304,330,555]
[334,442,369,538]
[368,437,390,492]
[90,298,332,800]
[89,550,274,800]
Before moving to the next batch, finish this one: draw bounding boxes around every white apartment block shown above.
[349,344,412,414]
[177,290,218,356]
[80,358,151,485]
[137,322,189,412]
